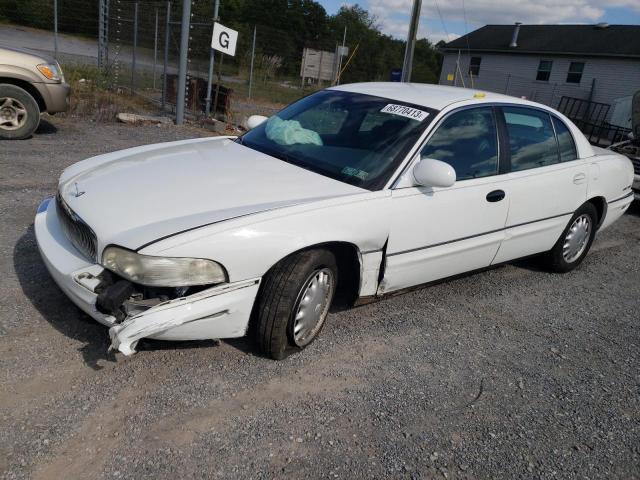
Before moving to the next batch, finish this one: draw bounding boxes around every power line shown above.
[432,0,451,42]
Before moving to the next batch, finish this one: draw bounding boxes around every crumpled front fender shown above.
[108,279,260,355]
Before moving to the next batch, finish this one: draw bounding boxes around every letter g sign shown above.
[211,22,238,56]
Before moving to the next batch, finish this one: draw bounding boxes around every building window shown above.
[469,57,481,76]
[566,62,585,83]
[536,60,553,81]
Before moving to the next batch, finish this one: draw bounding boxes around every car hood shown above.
[58,137,364,252]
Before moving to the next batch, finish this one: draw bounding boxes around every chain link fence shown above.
[1,0,417,123]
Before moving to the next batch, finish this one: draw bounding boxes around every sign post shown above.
[206,21,238,116]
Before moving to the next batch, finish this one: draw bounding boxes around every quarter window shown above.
[421,107,498,180]
[469,57,482,76]
[536,60,553,81]
[551,117,577,162]
[566,62,585,83]
[503,107,559,171]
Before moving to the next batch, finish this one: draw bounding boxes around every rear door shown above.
[492,107,588,263]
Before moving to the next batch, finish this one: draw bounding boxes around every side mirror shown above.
[413,158,456,188]
[245,115,268,130]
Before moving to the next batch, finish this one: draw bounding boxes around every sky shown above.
[319,0,640,43]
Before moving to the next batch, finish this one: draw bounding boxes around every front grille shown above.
[631,156,640,176]
[56,193,97,261]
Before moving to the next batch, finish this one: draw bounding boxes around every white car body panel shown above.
[58,136,364,252]
[381,176,508,292]
[34,83,635,355]
[492,159,589,263]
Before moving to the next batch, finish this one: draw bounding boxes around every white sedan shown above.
[35,83,635,359]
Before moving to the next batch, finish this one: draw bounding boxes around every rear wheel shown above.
[0,84,40,140]
[254,249,337,360]
[545,203,598,273]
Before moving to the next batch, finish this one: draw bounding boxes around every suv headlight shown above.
[102,246,227,287]
[37,62,64,82]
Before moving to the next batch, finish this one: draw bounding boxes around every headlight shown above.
[37,62,64,82]
[101,246,227,287]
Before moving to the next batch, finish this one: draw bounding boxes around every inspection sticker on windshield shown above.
[380,104,429,121]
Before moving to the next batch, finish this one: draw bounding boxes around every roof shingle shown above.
[442,24,640,59]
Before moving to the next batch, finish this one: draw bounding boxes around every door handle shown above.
[573,173,587,184]
[486,190,506,202]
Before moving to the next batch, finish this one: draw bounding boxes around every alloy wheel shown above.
[0,97,28,131]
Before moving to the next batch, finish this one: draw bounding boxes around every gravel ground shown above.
[1,116,639,480]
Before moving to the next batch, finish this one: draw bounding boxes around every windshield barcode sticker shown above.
[380,104,429,122]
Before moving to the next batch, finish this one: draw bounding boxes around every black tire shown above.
[0,84,40,140]
[254,249,338,360]
[545,202,598,273]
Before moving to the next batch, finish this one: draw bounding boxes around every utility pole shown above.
[176,0,192,125]
[401,0,422,82]
[205,0,220,116]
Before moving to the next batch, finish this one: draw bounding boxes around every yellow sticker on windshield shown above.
[380,104,429,122]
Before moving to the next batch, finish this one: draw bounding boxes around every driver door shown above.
[380,106,510,293]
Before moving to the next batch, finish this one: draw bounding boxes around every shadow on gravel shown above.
[14,226,116,370]
[627,200,640,217]
[35,118,58,135]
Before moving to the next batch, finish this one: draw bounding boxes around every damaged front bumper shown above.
[34,197,261,355]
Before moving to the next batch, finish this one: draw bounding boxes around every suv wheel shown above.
[0,84,40,140]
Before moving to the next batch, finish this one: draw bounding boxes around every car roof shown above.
[329,82,533,111]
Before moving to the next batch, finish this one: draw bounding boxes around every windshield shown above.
[239,90,438,190]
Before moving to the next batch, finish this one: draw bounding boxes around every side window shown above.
[566,62,585,84]
[421,107,498,181]
[552,116,578,162]
[536,60,553,81]
[503,107,559,171]
[469,57,482,76]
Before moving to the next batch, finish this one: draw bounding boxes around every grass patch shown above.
[61,64,162,122]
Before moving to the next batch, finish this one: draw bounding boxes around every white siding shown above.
[438,52,640,115]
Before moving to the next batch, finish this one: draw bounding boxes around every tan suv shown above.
[0,45,70,139]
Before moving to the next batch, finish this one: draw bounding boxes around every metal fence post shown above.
[213,53,224,116]
[153,7,158,89]
[98,0,109,71]
[162,1,171,111]
[131,1,138,94]
[248,25,256,99]
[205,0,220,116]
[53,0,58,61]
[176,0,192,125]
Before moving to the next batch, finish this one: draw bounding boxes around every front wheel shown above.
[0,84,40,140]
[254,249,337,360]
[545,203,598,273]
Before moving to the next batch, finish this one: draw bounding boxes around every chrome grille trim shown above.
[56,193,97,261]
[630,156,640,176]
